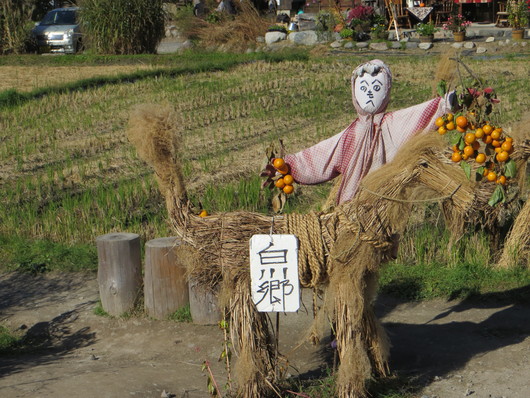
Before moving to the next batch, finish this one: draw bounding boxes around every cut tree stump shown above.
[189,278,222,325]
[96,232,142,316]
[144,237,190,319]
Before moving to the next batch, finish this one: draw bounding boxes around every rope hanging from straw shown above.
[286,212,327,288]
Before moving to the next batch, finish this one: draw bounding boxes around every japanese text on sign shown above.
[249,234,300,312]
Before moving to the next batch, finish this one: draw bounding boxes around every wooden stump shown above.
[144,237,190,319]
[188,278,222,325]
[96,232,142,316]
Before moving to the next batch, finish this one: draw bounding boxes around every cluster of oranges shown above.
[435,113,515,186]
[272,158,295,195]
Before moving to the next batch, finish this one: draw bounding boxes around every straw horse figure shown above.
[127,105,529,398]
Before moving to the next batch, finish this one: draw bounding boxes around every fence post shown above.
[188,278,222,325]
[96,232,142,316]
[144,237,190,319]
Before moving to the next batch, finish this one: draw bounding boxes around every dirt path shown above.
[1,272,529,398]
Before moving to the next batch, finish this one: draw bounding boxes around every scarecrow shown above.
[265,59,457,205]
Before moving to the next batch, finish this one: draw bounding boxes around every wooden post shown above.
[144,237,190,319]
[188,278,222,325]
[96,233,142,316]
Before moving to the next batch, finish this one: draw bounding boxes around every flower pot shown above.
[511,28,524,41]
[419,34,434,43]
[453,31,465,42]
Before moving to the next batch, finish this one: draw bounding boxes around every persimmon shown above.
[475,153,486,163]
[472,141,480,150]
[501,141,512,152]
[491,130,501,140]
[273,158,285,169]
[505,136,513,143]
[482,135,493,144]
[446,113,454,121]
[283,174,294,185]
[464,132,476,144]
[283,185,294,194]
[497,175,507,185]
[451,152,462,162]
[277,164,289,175]
[474,128,485,139]
[491,139,501,148]
[435,117,445,127]
[486,171,497,182]
[483,124,493,135]
[457,125,467,133]
[446,121,456,131]
[463,145,475,157]
[275,178,286,189]
[456,115,468,128]
[438,126,447,135]
[199,210,208,217]
[496,151,509,162]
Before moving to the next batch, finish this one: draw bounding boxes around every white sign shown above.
[249,234,300,312]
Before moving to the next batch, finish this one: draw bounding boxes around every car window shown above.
[40,10,77,26]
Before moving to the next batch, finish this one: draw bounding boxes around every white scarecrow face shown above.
[354,71,388,114]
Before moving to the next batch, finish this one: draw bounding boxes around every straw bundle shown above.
[127,105,530,397]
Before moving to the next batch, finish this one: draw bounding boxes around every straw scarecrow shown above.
[127,59,530,397]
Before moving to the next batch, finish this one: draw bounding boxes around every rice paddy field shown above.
[0,50,529,290]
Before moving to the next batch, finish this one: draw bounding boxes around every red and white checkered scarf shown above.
[285,59,451,204]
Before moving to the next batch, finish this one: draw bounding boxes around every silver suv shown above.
[31,7,82,54]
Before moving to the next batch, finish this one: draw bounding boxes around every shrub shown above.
[0,0,34,54]
[79,0,166,54]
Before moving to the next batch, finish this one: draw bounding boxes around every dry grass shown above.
[0,64,164,92]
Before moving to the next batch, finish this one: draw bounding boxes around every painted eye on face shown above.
[373,85,381,92]
[360,86,367,92]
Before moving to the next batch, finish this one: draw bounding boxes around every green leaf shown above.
[488,185,505,207]
[476,166,485,180]
[437,80,447,97]
[504,159,516,178]
[460,161,471,180]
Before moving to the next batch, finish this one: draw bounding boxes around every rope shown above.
[286,212,327,289]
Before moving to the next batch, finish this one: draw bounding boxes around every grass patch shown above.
[380,260,530,302]
[0,325,21,354]
[0,234,97,273]
[168,305,192,322]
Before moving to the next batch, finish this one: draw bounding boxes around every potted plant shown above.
[442,13,472,42]
[507,0,529,40]
[416,21,438,42]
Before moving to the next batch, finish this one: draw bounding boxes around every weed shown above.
[168,305,192,323]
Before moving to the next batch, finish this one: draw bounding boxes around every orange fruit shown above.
[452,144,459,152]
[283,174,294,185]
[451,152,462,162]
[457,125,467,133]
[491,139,501,148]
[475,153,486,163]
[275,178,286,189]
[486,171,497,182]
[464,132,476,144]
[472,141,480,150]
[438,126,447,135]
[496,151,509,162]
[276,164,289,175]
[501,141,512,152]
[199,210,208,217]
[491,130,501,140]
[446,113,454,121]
[474,128,484,139]
[273,158,285,169]
[446,121,456,131]
[495,147,503,153]
[463,145,475,157]
[435,117,445,127]
[483,124,493,135]
[283,184,294,194]
[482,135,493,144]
[495,127,503,134]
[456,115,468,128]
[505,136,513,143]
[462,153,469,160]
[497,175,507,185]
